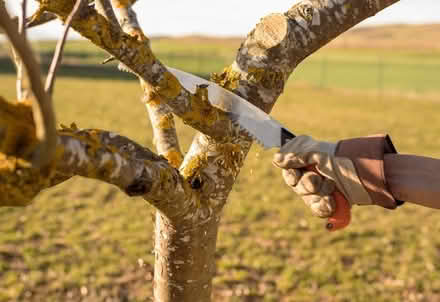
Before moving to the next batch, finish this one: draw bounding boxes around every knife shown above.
[168,67,351,231]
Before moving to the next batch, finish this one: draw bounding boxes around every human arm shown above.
[273,135,406,218]
[385,154,440,209]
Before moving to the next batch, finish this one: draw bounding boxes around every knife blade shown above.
[167,66,351,231]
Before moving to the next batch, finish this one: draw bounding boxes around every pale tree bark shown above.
[0,0,400,301]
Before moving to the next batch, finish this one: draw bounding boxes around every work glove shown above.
[273,135,401,218]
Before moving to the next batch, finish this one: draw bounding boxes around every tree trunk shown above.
[153,210,219,301]
[1,1,403,301]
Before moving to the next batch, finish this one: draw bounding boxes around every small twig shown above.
[26,11,57,28]
[0,5,57,168]
[101,56,116,64]
[19,0,27,34]
[0,13,57,34]
[12,47,25,101]
[110,0,184,165]
[45,0,86,96]
[14,0,27,101]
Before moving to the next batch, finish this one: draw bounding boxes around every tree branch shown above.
[95,0,119,26]
[14,0,27,101]
[110,0,144,38]
[0,8,57,34]
[0,5,57,168]
[45,0,86,96]
[39,0,233,141]
[108,0,184,168]
[54,127,190,216]
[0,119,193,218]
[145,93,183,169]
[26,10,57,28]
[183,0,401,212]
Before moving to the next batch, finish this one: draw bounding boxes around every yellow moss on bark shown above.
[163,148,183,169]
[181,86,220,127]
[0,97,54,207]
[156,71,183,100]
[211,66,242,91]
[157,114,174,130]
[0,97,37,158]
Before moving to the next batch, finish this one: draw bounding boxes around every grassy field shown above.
[1,25,440,301]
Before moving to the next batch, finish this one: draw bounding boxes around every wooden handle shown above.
[305,165,351,231]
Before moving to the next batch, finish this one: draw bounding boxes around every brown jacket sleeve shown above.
[335,134,404,209]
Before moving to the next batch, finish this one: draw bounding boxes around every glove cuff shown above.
[335,134,403,209]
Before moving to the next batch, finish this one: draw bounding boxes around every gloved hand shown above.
[273,135,400,218]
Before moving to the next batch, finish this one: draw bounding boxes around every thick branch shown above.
[40,0,232,140]
[0,123,194,217]
[184,0,401,212]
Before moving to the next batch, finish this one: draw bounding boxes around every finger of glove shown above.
[281,168,303,187]
[320,177,336,196]
[273,152,308,170]
[292,171,323,195]
[303,194,336,218]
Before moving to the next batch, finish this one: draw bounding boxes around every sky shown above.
[6,0,440,39]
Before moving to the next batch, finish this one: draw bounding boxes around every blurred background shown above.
[0,1,440,301]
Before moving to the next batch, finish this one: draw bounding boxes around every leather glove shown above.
[273,135,400,218]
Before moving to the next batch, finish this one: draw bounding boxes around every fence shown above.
[290,56,440,97]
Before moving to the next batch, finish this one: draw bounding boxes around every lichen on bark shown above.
[1,1,402,301]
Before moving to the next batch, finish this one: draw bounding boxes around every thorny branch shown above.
[0,5,57,168]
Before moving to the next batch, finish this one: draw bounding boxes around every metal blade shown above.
[167,66,295,149]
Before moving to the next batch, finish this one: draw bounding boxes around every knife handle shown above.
[304,165,351,231]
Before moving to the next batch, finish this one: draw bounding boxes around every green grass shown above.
[1,38,440,301]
